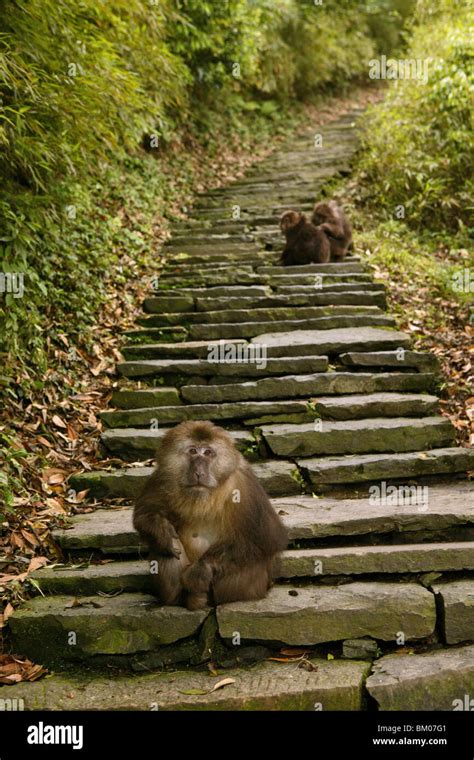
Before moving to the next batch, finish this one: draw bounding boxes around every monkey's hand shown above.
[181,560,213,594]
[148,515,182,559]
[318,222,343,239]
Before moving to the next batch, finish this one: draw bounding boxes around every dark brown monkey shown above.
[311,200,353,261]
[134,421,288,610]
[280,210,330,265]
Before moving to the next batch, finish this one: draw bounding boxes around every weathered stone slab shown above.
[33,542,474,596]
[158,272,263,287]
[117,355,328,377]
[299,448,474,485]
[143,295,195,313]
[195,290,387,312]
[188,314,395,340]
[267,273,372,287]
[251,327,410,356]
[312,392,438,419]
[120,339,248,360]
[152,285,269,298]
[112,387,182,409]
[366,645,474,710]
[69,459,300,499]
[8,594,208,663]
[433,580,474,644]
[138,304,382,327]
[101,428,253,460]
[217,583,436,644]
[276,283,385,294]
[5,658,370,710]
[261,417,454,457]
[282,542,474,578]
[102,400,312,427]
[340,350,439,373]
[51,483,474,554]
[181,373,435,404]
[257,262,365,275]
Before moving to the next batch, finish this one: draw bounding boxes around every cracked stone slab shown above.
[366,645,474,710]
[32,542,474,596]
[188,314,395,340]
[116,355,328,377]
[250,326,410,356]
[181,373,435,404]
[299,448,474,485]
[261,417,454,457]
[217,583,436,645]
[50,482,474,553]
[69,459,301,499]
[8,593,208,663]
[3,658,370,710]
[433,580,474,644]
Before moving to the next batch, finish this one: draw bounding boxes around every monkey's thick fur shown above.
[134,421,288,610]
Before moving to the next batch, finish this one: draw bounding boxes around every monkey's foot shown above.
[185,592,209,611]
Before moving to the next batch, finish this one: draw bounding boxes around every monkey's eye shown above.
[204,448,215,457]
[188,446,198,455]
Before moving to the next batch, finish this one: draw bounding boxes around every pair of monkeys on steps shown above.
[280,200,353,266]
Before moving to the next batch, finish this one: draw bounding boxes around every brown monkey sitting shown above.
[280,210,330,266]
[134,421,288,610]
[311,200,353,261]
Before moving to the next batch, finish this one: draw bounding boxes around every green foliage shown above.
[0,0,411,398]
[358,0,474,232]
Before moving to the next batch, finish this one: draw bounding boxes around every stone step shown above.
[101,428,255,460]
[158,314,397,342]
[50,482,474,554]
[433,580,474,644]
[275,283,386,294]
[8,582,436,664]
[257,263,366,275]
[191,291,387,313]
[298,447,474,486]
[102,393,439,427]
[249,327,411,356]
[150,285,270,299]
[117,355,328,377]
[158,271,264,287]
[108,396,312,419]
[2,657,370,710]
[138,304,383,326]
[261,417,455,458]
[31,543,474,597]
[113,387,184,409]
[216,583,436,645]
[267,274,372,287]
[8,593,208,665]
[180,373,436,404]
[366,645,474,710]
[121,338,248,358]
[339,350,439,372]
[69,459,301,499]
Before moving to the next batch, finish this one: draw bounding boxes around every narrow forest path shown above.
[9,109,474,710]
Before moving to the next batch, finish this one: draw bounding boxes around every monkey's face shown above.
[157,422,241,496]
[183,443,220,490]
[280,210,302,234]
[313,203,330,225]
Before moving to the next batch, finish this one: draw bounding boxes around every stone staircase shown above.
[8,109,474,710]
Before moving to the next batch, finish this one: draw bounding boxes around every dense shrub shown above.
[358,0,474,233]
